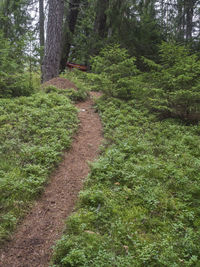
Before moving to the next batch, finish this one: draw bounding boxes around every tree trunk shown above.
[60,0,81,73]
[94,0,109,38]
[42,0,64,82]
[0,0,11,39]
[39,0,45,64]
[177,0,184,41]
[185,0,194,41]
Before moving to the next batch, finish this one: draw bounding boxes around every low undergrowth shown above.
[43,84,89,103]
[0,92,78,244]
[60,70,90,101]
[52,96,200,266]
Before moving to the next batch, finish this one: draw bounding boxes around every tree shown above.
[40,0,200,71]
[39,0,45,64]
[94,0,109,38]
[157,0,200,43]
[65,0,96,65]
[60,0,81,72]
[185,0,195,41]
[0,0,33,39]
[42,0,64,82]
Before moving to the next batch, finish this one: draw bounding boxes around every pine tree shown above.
[0,0,32,42]
[42,0,64,82]
[185,0,195,41]
[39,0,45,64]
[60,0,81,72]
[94,0,109,38]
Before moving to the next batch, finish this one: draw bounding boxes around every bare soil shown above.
[0,78,103,267]
[43,77,78,90]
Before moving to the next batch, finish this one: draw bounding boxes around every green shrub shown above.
[143,42,200,121]
[0,31,35,98]
[89,42,200,122]
[0,92,78,243]
[90,45,140,99]
[52,96,200,266]
[43,84,89,102]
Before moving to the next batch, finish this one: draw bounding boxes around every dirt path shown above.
[0,83,103,266]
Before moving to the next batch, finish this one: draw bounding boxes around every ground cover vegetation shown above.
[43,70,90,102]
[61,71,90,102]
[1,0,200,265]
[52,46,200,266]
[0,92,78,244]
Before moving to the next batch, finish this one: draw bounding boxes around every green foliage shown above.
[43,70,90,102]
[43,84,88,103]
[68,0,97,65]
[68,0,163,64]
[90,45,140,99]
[91,45,132,73]
[90,43,200,123]
[0,92,78,243]
[107,0,162,60]
[60,70,90,101]
[142,42,200,121]
[156,42,200,92]
[0,31,37,98]
[0,0,32,43]
[52,94,200,266]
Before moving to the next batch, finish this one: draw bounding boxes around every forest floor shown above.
[0,78,103,267]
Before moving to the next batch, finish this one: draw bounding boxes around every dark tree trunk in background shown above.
[185,0,194,41]
[42,0,64,82]
[177,0,184,40]
[94,0,109,38]
[3,0,10,38]
[60,0,81,72]
[39,0,45,64]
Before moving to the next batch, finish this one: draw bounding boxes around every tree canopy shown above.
[0,0,200,86]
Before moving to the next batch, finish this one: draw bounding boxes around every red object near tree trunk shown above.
[66,62,87,71]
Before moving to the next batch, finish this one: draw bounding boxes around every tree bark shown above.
[185,0,194,41]
[42,0,64,82]
[94,0,109,38]
[39,0,45,64]
[2,0,10,38]
[60,0,81,73]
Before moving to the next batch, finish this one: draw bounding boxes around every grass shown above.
[52,95,200,266]
[0,91,78,244]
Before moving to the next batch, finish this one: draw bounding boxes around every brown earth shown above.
[0,78,103,267]
[43,77,78,90]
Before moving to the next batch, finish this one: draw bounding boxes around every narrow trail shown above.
[0,87,103,266]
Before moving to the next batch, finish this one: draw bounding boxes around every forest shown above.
[0,0,200,266]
